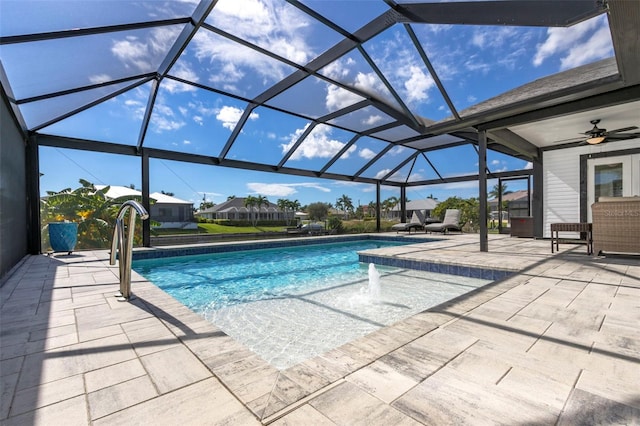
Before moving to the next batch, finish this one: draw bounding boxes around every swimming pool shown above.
[133,238,490,369]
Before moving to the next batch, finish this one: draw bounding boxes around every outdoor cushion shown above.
[391,210,426,233]
[424,209,461,234]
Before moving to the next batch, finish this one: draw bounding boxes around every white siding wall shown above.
[543,139,639,238]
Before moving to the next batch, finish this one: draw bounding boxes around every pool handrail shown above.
[110,200,149,301]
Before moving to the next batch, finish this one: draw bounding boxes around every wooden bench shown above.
[550,222,593,255]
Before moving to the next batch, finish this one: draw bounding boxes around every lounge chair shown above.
[391,210,426,234]
[424,209,462,234]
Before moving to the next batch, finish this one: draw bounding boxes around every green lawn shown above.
[152,219,400,236]
[152,223,302,236]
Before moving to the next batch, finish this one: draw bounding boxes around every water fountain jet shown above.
[367,263,381,301]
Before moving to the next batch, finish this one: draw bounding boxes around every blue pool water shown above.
[133,240,410,312]
[133,239,490,369]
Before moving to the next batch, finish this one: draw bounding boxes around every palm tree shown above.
[255,195,269,225]
[335,198,344,217]
[245,195,269,226]
[367,201,377,218]
[244,195,257,225]
[489,183,508,200]
[277,198,299,225]
[489,183,509,216]
[382,196,398,219]
[380,199,390,219]
[337,194,353,219]
[290,199,301,216]
[277,198,289,224]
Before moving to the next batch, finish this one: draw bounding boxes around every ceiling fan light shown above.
[586,136,605,145]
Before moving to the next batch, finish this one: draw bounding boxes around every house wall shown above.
[543,139,639,238]
[150,203,194,223]
[1,96,28,282]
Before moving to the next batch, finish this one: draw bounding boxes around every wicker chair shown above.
[591,196,640,255]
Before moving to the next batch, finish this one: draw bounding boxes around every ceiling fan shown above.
[554,119,640,145]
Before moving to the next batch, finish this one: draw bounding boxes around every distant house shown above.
[390,198,439,221]
[149,192,195,228]
[488,190,531,219]
[195,197,287,221]
[95,185,195,229]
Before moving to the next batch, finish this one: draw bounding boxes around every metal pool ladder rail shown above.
[110,200,149,302]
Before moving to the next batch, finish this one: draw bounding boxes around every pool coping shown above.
[131,234,436,260]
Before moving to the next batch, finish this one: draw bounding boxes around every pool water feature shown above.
[133,240,490,369]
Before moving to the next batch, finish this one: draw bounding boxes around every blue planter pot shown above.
[48,222,78,253]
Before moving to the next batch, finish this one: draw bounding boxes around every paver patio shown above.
[1,234,639,425]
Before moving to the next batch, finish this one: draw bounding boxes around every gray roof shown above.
[392,198,439,211]
[206,197,279,213]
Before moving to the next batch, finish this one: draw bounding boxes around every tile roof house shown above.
[195,197,286,222]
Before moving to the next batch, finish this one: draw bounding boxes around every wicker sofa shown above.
[591,196,640,255]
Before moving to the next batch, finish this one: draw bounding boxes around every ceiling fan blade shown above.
[607,126,638,134]
[552,136,585,144]
[605,132,640,140]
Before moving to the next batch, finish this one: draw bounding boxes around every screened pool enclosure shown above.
[1,0,639,262]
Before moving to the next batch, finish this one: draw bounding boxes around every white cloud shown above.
[363,115,383,126]
[247,183,296,197]
[375,169,391,179]
[371,33,437,106]
[209,0,313,64]
[353,72,385,97]
[111,27,181,72]
[89,74,111,84]
[533,15,608,68]
[321,58,353,80]
[359,148,376,160]
[472,27,518,50]
[215,105,259,130]
[151,114,185,132]
[404,66,434,103]
[464,56,492,74]
[325,84,364,110]
[281,124,350,160]
[164,61,198,93]
[389,146,406,156]
[330,180,377,193]
[559,26,613,70]
[247,182,331,197]
[190,101,217,117]
[112,36,149,70]
[183,140,191,145]
[491,159,501,166]
[524,162,533,170]
[150,103,185,132]
[192,31,288,91]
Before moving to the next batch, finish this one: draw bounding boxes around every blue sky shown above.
[2,1,613,207]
